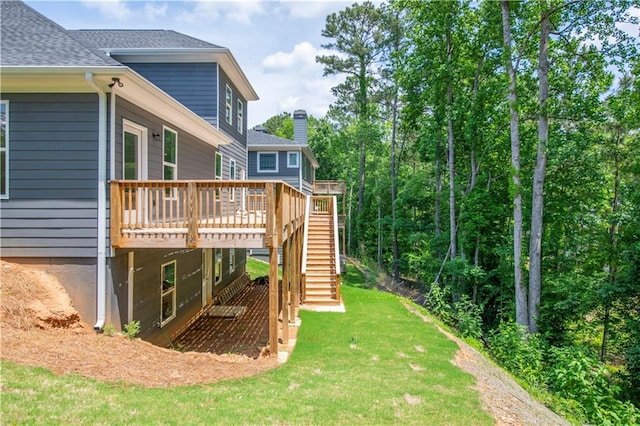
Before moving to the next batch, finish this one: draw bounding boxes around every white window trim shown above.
[215,248,223,285]
[229,158,236,202]
[237,99,244,134]
[215,152,223,179]
[257,151,279,173]
[225,85,233,125]
[160,260,177,327]
[122,119,148,180]
[0,100,9,199]
[163,126,178,199]
[287,151,299,168]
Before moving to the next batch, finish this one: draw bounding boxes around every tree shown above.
[317,1,390,253]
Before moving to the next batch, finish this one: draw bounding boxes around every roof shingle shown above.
[72,30,225,50]
[0,1,121,67]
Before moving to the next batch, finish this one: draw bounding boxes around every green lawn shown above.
[1,263,492,425]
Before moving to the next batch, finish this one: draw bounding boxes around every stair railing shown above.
[332,195,341,302]
[301,195,311,300]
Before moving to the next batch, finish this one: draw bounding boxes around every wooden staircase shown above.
[303,201,341,306]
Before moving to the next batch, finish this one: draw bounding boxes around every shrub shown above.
[123,320,141,339]
[487,321,545,387]
[546,346,639,425]
[453,295,483,339]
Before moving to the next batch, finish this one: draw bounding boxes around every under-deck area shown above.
[110,180,338,356]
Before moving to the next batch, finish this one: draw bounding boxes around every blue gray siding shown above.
[121,62,218,125]
[0,93,99,257]
[218,69,247,178]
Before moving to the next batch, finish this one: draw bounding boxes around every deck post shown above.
[110,181,122,247]
[268,245,279,357]
[187,181,199,248]
[281,237,290,343]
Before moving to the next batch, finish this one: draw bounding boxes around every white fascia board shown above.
[0,66,231,148]
[106,48,259,102]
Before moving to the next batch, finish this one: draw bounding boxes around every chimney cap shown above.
[254,125,269,134]
[293,109,307,119]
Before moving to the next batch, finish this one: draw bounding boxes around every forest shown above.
[256,1,639,423]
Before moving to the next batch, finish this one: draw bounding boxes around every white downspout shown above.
[86,72,107,330]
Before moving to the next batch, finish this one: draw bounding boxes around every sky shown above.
[25,0,359,127]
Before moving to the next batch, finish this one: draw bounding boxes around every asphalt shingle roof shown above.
[247,130,305,147]
[72,30,225,50]
[0,1,121,67]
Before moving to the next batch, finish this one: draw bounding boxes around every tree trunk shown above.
[390,83,400,280]
[529,0,550,333]
[435,139,443,238]
[446,28,457,261]
[501,0,528,328]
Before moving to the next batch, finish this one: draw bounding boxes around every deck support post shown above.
[281,238,290,343]
[110,181,122,247]
[268,245,279,357]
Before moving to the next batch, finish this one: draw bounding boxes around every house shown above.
[247,110,319,195]
[0,0,343,354]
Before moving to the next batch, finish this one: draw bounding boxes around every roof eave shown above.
[105,48,259,102]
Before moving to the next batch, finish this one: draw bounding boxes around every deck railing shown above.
[110,180,306,249]
[313,180,346,195]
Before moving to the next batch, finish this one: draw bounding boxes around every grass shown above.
[245,256,281,279]
[1,263,493,425]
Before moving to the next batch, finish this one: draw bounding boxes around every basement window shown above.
[160,261,176,326]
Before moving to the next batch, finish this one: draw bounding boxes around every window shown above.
[237,100,244,133]
[229,248,236,273]
[215,152,223,200]
[0,101,8,199]
[160,261,176,326]
[214,248,222,285]
[229,159,236,201]
[258,152,278,173]
[225,85,233,125]
[287,151,299,168]
[163,127,177,197]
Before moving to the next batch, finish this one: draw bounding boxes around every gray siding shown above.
[122,62,218,124]
[247,150,305,191]
[114,97,217,181]
[0,93,100,257]
[218,68,247,144]
[109,247,246,346]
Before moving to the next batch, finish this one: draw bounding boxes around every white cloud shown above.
[143,2,168,21]
[261,41,334,73]
[81,0,132,20]
[179,0,265,25]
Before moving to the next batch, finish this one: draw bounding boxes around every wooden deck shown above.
[110,180,305,249]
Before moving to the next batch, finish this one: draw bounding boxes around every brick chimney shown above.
[293,109,308,144]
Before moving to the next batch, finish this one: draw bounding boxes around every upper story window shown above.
[215,152,223,200]
[229,159,236,201]
[287,151,299,168]
[160,260,177,327]
[0,101,8,199]
[225,85,233,125]
[257,152,278,173]
[237,100,244,134]
[163,127,178,197]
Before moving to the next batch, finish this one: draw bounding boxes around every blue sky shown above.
[25,0,359,127]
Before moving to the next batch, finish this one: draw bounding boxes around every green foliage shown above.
[487,321,546,387]
[453,295,483,339]
[102,323,117,337]
[123,320,141,340]
[546,346,639,425]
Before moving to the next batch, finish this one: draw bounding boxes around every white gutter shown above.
[85,72,107,330]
